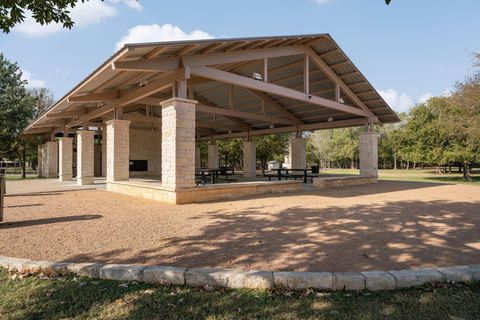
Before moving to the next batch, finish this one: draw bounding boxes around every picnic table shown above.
[195,168,233,185]
[268,168,316,183]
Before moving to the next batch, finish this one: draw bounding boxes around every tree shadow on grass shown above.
[1,268,479,320]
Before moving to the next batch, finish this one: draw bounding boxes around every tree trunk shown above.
[21,142,26,179]
[463,162,472,181]
[406,160,410,170]
[393,150,397,170]
[448,163,452,173]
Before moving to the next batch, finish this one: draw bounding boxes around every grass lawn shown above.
[4,175,40,181]
[321,168,480,185]
[0,269,479,320]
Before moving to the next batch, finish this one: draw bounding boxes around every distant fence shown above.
[0,160,36,175]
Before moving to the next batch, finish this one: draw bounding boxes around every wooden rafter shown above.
[190,66,370,118]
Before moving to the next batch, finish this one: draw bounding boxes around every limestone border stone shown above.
[0,256,478,291]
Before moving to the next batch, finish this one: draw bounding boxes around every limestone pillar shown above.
[207,142,219,168]
[359,132,379,177]
[106,120,131,182]
[58,137,73,181]
[160,98,196,190]
[44,141,58,178]
[243,140,256,178]
[37,144,44,177]
[76,130,95,185]
[101,129,107,177]
[289,137,307,169]
[195,147,201,169]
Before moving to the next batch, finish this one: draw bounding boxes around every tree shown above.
[255,134,290,173]
[0,53,36,178]
[308,130,333,169]
[1,0,94,33]
[438,74,480,180]
[217,138,243,170]
[30,87,54,119]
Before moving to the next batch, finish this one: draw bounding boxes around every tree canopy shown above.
[1,0,91,33]
[0,54,52,177]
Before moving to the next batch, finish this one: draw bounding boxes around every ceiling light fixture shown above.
[252,72,263,81]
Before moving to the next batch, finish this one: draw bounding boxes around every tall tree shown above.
[438,74,480,180]
[0,53,36,178]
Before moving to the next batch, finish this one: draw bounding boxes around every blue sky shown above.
[1,0,479,112]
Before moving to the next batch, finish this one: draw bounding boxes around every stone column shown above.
[289,137,307,169]
[44,141,58,178]
[101,129,107,177]
[207,142,219,168]
[161,98,196,190]
[195,147,201,169]
[37,144,44,178]
[106,120,131,182]
[76,130,95,185]
[58,137,73,181]
[243,139,256,178]
[359,132,379,177]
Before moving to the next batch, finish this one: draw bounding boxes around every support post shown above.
[44,141,58,178]
[37,144,44,177]
[160,98,197,190]
[76,130,95,185]
[195,146,201,169]
[101,127,107,177]
[58,137,73,181]
[207,141,219,168]
[106,120,131,182]
[289,137,307,169]
[243,139,256,178]
[359,131,379,177]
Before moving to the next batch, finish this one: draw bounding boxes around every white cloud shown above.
[379,89,445,112]
[418,92,433,103]
[21,70,46,88]
[108,0,142,11]
[311,0,331,4]
[115,24,213,51]
[13,0,139,37]
[379,89,414,112]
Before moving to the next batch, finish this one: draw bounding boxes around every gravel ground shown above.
[1,180,479,272]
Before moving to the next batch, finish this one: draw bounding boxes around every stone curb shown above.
[0,256,478,291]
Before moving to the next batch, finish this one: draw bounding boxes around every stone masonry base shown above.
[1,256,478,291]
[313,176,377,189]
[107,180,302,204]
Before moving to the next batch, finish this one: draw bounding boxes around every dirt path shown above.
[1,181,479,272]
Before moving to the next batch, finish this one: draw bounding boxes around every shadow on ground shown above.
[65,195,480,272]
[1,268,479,320]
[0,215,102,229]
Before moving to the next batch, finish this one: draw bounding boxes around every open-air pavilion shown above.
[23,34,399,204]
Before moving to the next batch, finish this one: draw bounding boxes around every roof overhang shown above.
[23,34,399,138]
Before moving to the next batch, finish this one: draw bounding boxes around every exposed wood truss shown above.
[190,66,372,118]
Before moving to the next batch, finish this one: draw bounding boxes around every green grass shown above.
[0,269,479,320]
[4,175,40,181]
[321,168,480,185]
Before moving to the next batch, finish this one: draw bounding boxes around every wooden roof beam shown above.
[304,47,377,121]
[193,92,253,131]
[113,56,180,72]
[196,118,369,141]
[190,66,370,119]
